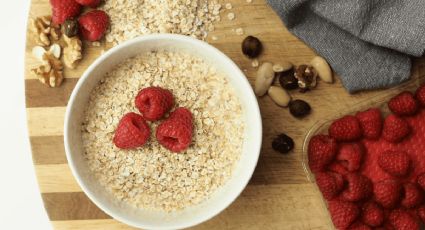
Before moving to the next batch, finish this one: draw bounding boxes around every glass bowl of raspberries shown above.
[303,80,425,229]
[64,34,262,229]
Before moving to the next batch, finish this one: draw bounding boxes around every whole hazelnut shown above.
[272,133,294,154]
[289,100,311,118]
[278,68,298,90]
[242,36,263,58]
[62,19,79,37]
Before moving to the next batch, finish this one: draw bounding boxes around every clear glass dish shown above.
[301,78,425,229]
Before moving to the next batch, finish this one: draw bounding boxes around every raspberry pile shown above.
[308,82,425,229]
[113,86,193,153]
[49,0,109,41]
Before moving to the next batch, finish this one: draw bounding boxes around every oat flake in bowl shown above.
[64,35,262,229]
[82,50,245,211]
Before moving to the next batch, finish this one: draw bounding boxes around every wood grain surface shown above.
[25,0,425,229]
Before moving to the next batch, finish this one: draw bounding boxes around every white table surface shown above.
[0,0,52,229]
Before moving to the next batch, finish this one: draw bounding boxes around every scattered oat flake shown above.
[225,3,232,9]
[92,41,101,47]
[246,0,253,3]
[101,0,223,44]
[236,27,244,35]
[211,35,219,41]
[227,12,235,21]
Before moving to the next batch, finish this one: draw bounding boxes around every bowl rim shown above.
[64,34,262,230]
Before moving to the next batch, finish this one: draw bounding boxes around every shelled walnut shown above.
[30,15,61,46]
[31,44,64,87]
[294,65,318,92]
[63,35,82,69]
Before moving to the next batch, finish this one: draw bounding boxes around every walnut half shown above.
[63,35,83,69]
[31,46,64,87]
[294,65,318,92]
[30,15,61,46]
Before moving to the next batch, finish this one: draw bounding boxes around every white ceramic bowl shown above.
[64,34,262,230]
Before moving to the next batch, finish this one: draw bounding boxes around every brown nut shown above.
[268,86,291,107]
[272,133,294,154]
[294,65,318,92]
[289,100,311,118]
[31,44,64,87]
[278,68,298,90]
[310,56,333,83]
[255,62,274,96]
[30,15,53,46]
[242,36,262,58]
[63,35,83,69]
[62,19,79,37]
[31,51,64,87]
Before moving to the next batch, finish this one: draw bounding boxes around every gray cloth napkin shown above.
[267,0,425,92]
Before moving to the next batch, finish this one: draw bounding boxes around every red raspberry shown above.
[341,173,372,202]
[336,142,364,172]
[169,107,193,123]
[417,205,425,223]
[328,200,359,230]
[382,115,410,143]
[113,112,150,149]
[361,202,384,227]
[415,83,425,107]
[135,87,174,121]
[316,172,344,200]
[388,209,419,230]
[50,0,82,25]
[75,0,101,8]
[388,91,419,116]
[156,108,193,153]
[329,115,362,141]
[308,135,337,173]
[356,108,383,140]
[373,180,402,208]
[328,162,350,176]
[347,221,372,230]
[378,150,410,177]
[401,183,423,208]
[78,10,109,41]
[417,173,425,190]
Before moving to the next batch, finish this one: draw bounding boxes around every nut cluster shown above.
[30,15,84,87]
[248,35,334,118]
[242,35,335,155]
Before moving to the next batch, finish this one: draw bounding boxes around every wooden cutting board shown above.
[25,0,425,229]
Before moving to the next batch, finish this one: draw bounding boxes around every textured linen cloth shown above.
[267,0,425,92]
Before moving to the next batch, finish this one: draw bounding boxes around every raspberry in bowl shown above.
[303,82,425,229]
[64,34,262,229]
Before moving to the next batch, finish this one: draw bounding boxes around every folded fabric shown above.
[267,0,425,92]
